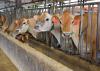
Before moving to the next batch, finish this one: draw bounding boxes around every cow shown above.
[25,12,53,37]
[59,9,97,59]
[14,12,54,44]
[51,9,98,59]
[3,17,29,42]
[61,10,74,33]
[72,12,97,60]
[13,14,47,42]
[6,17,27,34]
[0,15,8,32]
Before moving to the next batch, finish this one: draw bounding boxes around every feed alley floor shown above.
[0,48,18,71]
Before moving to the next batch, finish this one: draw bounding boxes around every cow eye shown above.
[46,18,49,21]
[23,22,26,24]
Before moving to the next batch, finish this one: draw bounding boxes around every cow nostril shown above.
[52,21,54,24]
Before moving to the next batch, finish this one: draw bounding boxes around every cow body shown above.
[71,12,97,59]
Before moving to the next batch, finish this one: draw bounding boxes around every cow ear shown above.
[52,16,59,24]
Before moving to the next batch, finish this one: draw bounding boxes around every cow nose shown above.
[52,21,54,24]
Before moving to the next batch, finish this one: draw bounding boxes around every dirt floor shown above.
[0,48,18,71]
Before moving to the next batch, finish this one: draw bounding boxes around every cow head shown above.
[7,17,28,37]
[37,12,53,32]
[61,10,74,33]
[17,19,29,34]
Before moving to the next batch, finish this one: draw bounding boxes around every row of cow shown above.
[0,9,98,61]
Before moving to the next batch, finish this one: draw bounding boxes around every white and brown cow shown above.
[4,17,29,42]
[26,12,52,37]
[13,13,48,41]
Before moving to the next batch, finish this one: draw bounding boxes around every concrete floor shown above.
[0,48,18,71]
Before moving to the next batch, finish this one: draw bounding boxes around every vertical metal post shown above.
[45,0,47,12]
[96,3,100,61]
[5,0,10,25]
[88,5,92,58]
[72,6,75,15]
[53,2,55,14]
[69,0,71,12]
[15,0,22,19]
[61,1,63,12]
[48,4,51,14]
[79,1,84,56]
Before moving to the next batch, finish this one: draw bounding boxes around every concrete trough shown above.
[0,32,73,71]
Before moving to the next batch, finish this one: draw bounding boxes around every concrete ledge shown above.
[0,32,73,71]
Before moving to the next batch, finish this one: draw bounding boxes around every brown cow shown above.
[8,17,28,34]
[4,17,28,42]
[72,12,97,60]
[13,15,43,42]
[0,15,8,32]
[60,9,97,60]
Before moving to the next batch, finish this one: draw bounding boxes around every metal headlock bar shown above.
[0,1,99,10]
[5,2,95,13]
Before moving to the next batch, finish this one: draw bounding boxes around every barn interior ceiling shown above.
[0,0,99,10]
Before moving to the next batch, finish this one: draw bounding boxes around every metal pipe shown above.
[88,5,92,58]
[96,3,100,60]
[79,1,84,55]
[0,1,100,10]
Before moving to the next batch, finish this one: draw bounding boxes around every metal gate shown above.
[64,1,100,63]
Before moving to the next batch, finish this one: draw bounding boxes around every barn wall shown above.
[0,32,72,71]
